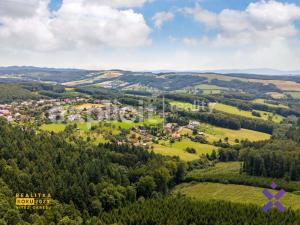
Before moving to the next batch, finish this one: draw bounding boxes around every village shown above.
[0,97,141,124]
[0,96,211,156]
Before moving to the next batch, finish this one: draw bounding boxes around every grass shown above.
[252,99,289,109]
[171,100,284,123]
[111,118,163,129]
[73,103,105,110]
[65,87,74,91]
[198,124,271,144]
[40,123,66,133]
[170,101,196,110]
[185,162,300,192]
[195,84,228,94]
[173,182,300,210]
[266,92,286,99]
[40,121,100,132]
[152,138,215,161]
[210,103,284,123]
[196,84,227,90]
[286,92,300,100]
[40,117,163,133]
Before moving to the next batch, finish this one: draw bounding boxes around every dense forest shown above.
[210,79,280,93]
[0,84,41,103]
[120,74,207,90]
[0,119,185,224]
[178,110,274,134]
[99,197,300,225]
[240,139,300,180]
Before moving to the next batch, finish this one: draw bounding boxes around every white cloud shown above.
[187,0,300,47]
[183,38,199,47]
[152,11,174,28]
[184,4,218,28]
[0,0,44,18]
[0,0,151,51]
[83,0,148,8]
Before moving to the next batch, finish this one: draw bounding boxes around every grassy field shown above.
[151,123,271,161]
[170,101,196,110]
[112,118,163,129]
[252,99,289,109]
[195,84,228,94]
[185,162,300,192]
[65,87,75,91]
[40,123,67,132]
[266,92,286,99]
[174,182,300,210]
[40,117,163,133]
[40,121,101,132]
[286,92,300,99]
[73,103,105,110]
[198,124,271,144]
[210,103,284,123]
[153,138,215,161]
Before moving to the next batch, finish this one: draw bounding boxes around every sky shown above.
[1,0,300,71]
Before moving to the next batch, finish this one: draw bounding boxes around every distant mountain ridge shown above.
[151,68,300,76]
[1,66,300,76]
[0,66,87,72]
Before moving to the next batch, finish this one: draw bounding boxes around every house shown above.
[171,133,181,140]
[164,123,177,133]
[186,120,200,130]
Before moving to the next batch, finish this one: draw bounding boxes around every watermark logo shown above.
[262,182,285,212]
[16,193,52,210]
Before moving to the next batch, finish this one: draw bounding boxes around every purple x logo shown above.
[262,181,285,213]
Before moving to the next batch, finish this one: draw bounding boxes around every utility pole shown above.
[162,94,165,129]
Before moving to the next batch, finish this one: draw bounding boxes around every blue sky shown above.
[1,0,300,70]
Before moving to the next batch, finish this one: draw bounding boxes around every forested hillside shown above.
[99,197,300,225]
[0,119,185,224]
[0,84,41,103]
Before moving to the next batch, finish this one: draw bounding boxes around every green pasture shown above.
[286,92,300,99]
[153,138,215,161]
[210,103,284,123]
[252,99,289,109]
[174,182,300,210]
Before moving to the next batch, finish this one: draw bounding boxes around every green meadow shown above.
[210,103,284,123]
[198,123,271,144]
[169,101,196,110]
[174,182,300,210]
[185,162,300,192]
[153,138,215,161]
[286,92,300,99]
[196,84,228,94]
[40,123,67,132]
[40,117,163,133]
[252,98,289,109]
